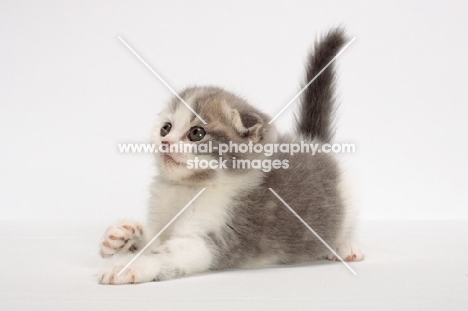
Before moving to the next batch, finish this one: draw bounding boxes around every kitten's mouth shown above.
[163,154,182,166]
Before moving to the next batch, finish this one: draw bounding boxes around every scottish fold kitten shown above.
[99,28,363,284]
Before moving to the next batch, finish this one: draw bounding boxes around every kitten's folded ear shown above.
[230,109,264,142]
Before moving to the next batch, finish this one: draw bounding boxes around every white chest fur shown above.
[147,171,263,244]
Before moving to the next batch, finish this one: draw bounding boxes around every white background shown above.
[1,0,468,221]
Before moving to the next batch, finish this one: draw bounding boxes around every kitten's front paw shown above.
[100,221,144,258]
[325,240,364,262]
[99,256,159,285]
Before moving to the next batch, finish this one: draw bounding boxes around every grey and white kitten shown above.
[99,28,363,285]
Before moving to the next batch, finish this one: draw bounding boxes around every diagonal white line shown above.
[118,36,207,124]
[117,188,206,276]
[268,37,356,124]
[268,188,357,276]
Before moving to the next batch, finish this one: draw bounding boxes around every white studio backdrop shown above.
[1,0,467,221]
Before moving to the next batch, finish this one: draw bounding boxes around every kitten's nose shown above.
[161,140,170,146]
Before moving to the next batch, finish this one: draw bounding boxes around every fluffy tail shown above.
[295,28,348,143]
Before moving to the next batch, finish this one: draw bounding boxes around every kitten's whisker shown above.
[268,188,358,276]
[268,37,356,124]
[117,188,207,276]
[117,36,207,124]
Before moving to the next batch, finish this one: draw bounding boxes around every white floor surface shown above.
[1,220,467,310]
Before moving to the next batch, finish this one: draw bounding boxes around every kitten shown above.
[99,28,363,285]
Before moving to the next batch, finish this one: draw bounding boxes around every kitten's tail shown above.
[295,28,348,143]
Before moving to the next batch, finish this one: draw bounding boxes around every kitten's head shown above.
[151,86,277,184]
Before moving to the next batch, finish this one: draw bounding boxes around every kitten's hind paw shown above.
[100,220,145,258]
[324,240,364,262]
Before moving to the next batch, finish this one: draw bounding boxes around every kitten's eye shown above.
[188,126,206,141]
[160,123,172,137]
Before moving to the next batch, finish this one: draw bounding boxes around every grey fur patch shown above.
[238,111,260,129]
[205,138,344,269]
